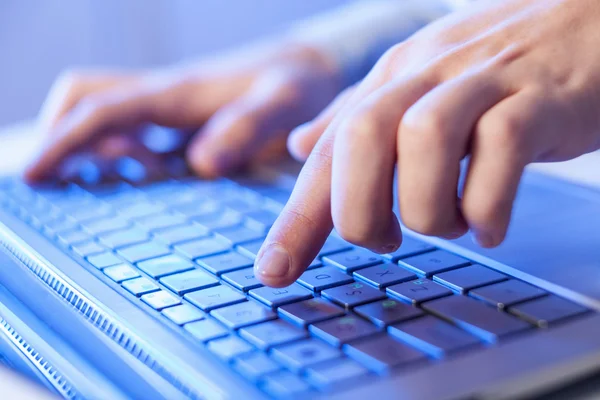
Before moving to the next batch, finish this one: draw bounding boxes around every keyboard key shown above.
[207,336,253,361]
[103,264,140,283]
[214,226,264,246]
[321,281,386,309]
[173,200,221,218]
[135,212,187,231]
[221,268,263,291]
[97,227,149,249]
[194,211,242,231]
[222,198,261,214]
[470,280,547,309]
[56,229,91,247]
[210,301,276,329]
[137,254,194,279]
[162,304,205,325]
[354,299,423,327]
[399,250,470,277]
[160,269,219,295]
[233,352,281,382]
[297,266,354,292]
[509,295,588,328]
[433,265,507,293]
[184,285,246,311]
[382,236,435,261]
[175,237,231,260]
[261,371,311,398]
[184,319,228,342]
[117,241,171,264]
[423,295,531,343]
[344,335,426,374]
[387,278,452,304]
[318,236,352,256]
[310,316,379,347]
[196,252,254,275]
[305,358,368,391]
[278,298,345,327]
[153,224,209,246]
[323,248,383,273]
[81,216,130,235]
[249,284,313,308]
[354,263,417,289]
[42,217,78,237]
[307,258,323,269]
[71,240,105,257]
[68,203,113,222]
[118,202,166,219]
[243,209,278,232]
[141,290,181,310]
[235,239,264,259]
[271,339,342,372]
[388,316,480,359]
[239,320,307,350]
[86,251,123,269]
[122,277,159,296]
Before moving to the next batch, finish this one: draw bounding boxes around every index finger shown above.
[254,80,379,288]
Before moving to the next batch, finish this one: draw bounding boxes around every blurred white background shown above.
[0,0,345,126]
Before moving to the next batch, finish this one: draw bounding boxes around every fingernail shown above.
[471,231,494,248]
[381,243,400,254]
[443,229,465,240]
[254,244,291,279]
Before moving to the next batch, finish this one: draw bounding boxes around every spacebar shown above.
[422,295,531,343]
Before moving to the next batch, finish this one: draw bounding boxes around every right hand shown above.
[24,40,342,182]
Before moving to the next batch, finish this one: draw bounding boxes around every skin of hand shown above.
[256,0,600,287]
[24,40,342,182]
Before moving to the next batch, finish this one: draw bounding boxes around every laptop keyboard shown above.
[0,177,592,398]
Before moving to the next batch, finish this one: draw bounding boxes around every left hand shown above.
[258,0,600,287]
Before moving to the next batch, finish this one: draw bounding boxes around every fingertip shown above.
[254,243,297,288]
[470,230,500,248]
[287,123,313,161]
[185,143,228,179]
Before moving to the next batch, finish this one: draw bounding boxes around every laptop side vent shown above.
[0,225,202,400]
[0,316,80,400]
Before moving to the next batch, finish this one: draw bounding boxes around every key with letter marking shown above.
[184,285,246,311]
[321,281,386,309]
[210,301,276,329]
[354,263,417,289]
[249,284,313,308]
[297,266,354,292]
[278,298,345,327]
[310,315,379,347]
[355,299,423,327]
[387,278,453,304]
[323,248,383,273]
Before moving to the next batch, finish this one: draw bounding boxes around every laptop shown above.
[0,147,599,399]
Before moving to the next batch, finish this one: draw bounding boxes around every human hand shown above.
[24,40,341,182]
[256,0,600,287]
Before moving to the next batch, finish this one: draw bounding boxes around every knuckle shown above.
[477,112,527,154]
[401,108,452,149]
[341,111,383,142]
